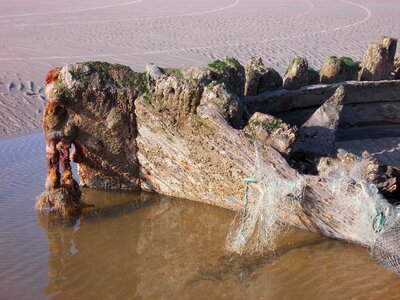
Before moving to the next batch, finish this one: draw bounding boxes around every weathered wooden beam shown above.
[277,101,400,128]
[244,80,400,115]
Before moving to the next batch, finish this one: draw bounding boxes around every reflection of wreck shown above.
[37,194,232,298]
[37,36,400,274]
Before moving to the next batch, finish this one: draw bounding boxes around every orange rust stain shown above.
[45,67,61,84]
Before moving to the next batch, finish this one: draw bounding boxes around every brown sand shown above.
[0,0,399,137]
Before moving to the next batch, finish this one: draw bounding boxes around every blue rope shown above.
[373,210,386,233]
[243,177,258,209]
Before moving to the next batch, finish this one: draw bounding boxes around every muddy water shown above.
[0,134,399,299]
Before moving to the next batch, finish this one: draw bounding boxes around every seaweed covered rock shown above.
[243,112,297,157]
[292,86,346,159]
[394,57,400,80]
[359,36,398,81]
[320,56,359,83]
[244,56,282,96]
[282,57,308,90]
[207,58,245,96]
[307,67,320,85]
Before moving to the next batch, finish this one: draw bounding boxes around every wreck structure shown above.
[38,37,400,274]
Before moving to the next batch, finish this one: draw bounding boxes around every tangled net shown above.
[225,145,400,276]
[328,171,394,245]
[372,212,400,276]
[322,154,400,274]
[225,145,305,255]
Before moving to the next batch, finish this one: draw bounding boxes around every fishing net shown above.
[226,144,400,275]
[225,145,305,255]
[322,154,400,275]
[328,170,393,245]
[372,210,400,275]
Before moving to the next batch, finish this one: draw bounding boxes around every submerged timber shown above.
[37,37,400,274]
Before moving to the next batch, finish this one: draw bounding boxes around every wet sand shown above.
[0,0,400,137]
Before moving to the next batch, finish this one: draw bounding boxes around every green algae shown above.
[208,57,242,73]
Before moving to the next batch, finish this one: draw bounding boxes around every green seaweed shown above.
[208,60,229,73]
[252,120,261,127]
[307,67,320,84]
[327,56,359,71]
[164,67,184,79]
[284,57,305,76]
[208,57,242,73]
[142,93,152,105]
[70,61,150,95]
[246,118,282,142]
[262,119,282,133]
[225,57,243,71]
[339,57,359,71]
[53,79,71,98]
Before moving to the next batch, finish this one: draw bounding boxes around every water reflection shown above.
[37,188,400,299]
[37,189,232,299]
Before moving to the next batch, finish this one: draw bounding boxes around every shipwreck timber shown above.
[37,37,400,274]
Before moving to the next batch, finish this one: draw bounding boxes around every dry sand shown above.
[0,0,400,137]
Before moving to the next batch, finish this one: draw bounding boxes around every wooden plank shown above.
[277,102,400,128]
[244,80,400,115]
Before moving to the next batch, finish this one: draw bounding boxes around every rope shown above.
[373,210,386,233]
[243,177,258,210]
[238,177,259,243]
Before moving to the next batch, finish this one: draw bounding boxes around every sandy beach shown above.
[0,0,399,137]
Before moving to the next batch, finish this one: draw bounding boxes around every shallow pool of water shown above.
[0,134,399,299]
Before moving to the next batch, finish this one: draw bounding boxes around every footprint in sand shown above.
[27,81,34,92]
[7,82,15,92]
[18,82,25,92]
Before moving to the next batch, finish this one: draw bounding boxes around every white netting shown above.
[321,153,400,275]
[372,211,400,276]
[328,170,394,245]
[225,144,305,255]
[225,145,400,276]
